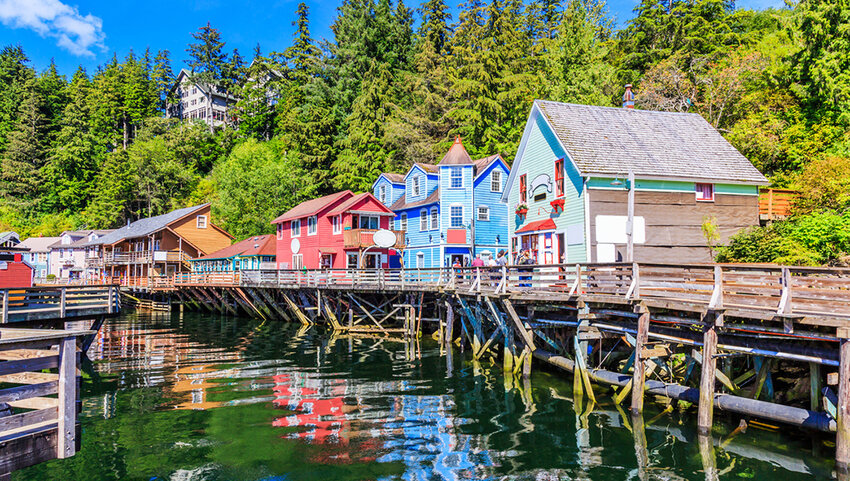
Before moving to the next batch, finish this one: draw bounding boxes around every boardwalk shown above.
[122,262,850,469]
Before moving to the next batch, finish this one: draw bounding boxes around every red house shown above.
[272,191,403,269]
[0,252,33,288]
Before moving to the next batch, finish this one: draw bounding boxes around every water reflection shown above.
[13,311,841,481]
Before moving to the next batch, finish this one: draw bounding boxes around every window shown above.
[291,219,301,237]
[450,205,463,228]
[400,213,408,232]
[277,224,283,240]
[430,207,439,230]
[478,206,490,221]
[359,215,379,230]
[192,87,197,95]
[380,185,387,204]
[416,252,424,268]
[307,215,317,235]
[519,174,527,203]
[555,158,564,197]
[412,176,421,196]
[292,254,303,270]
[332,216,341,234]
[196,215,207,229]
[696,183,714,201]
[420,209,428,231]
[491,170,502,192]
[450,167,463,188]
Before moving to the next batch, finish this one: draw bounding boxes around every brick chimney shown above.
[622,84,635,109]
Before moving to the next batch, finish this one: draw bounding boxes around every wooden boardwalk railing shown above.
[0,286,120,324]
[0,328,92,475]
[161,263,850,323]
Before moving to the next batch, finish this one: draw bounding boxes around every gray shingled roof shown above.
[86,204,209,246]
[390,189,440,211]
[535,100,767,184]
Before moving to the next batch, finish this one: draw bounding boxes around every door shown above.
[320,254,333,269]
[557,233,566,265]
[364,253,380,269]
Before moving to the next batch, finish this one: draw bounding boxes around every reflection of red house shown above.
[0,252,33,288]
[272,191,401,270]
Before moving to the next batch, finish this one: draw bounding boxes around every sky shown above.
[0,0,786,77]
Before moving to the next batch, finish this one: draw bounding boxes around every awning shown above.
[516,219,556,234]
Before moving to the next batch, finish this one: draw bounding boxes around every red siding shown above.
[0,254,33,288]
[274,192,397,269]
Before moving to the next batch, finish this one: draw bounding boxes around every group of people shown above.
[451,250,510,270]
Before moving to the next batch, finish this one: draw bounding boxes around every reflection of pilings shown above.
[532,348,837,432]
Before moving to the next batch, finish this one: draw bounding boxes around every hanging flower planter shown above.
[550,198,565,213]
[515,204,528,216]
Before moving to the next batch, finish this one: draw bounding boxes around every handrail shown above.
[0,285,120,323]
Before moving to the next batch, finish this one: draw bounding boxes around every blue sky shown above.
[1,0,785,77]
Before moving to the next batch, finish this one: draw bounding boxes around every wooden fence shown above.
[0,328,92,474]
[0,286,120,324]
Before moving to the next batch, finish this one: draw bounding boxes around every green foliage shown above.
[794,153,850,213]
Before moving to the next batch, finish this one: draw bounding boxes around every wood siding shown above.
[170,206,232,256]
[588,189,758,263]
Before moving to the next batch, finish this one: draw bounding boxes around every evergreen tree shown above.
[35,60,68,148]
[186,22,230,131]
[43,67,101,212]
[0,45,34,155]
[0,78,47,212]
[796,0,850,122]
[151,50,175,113]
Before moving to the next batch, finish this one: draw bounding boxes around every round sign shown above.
[290,238,301,254]
[372,229,397,248]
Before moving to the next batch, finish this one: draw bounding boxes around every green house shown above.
[502,99,768,264]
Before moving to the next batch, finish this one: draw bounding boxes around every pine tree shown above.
[43,67,101,212]
[0,78,47,212]
[35,60,68,148]
[0,45,35,155]
[151,50,174,113]
[186,22,230,132]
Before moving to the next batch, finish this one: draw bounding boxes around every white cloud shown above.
[0,0,106,56]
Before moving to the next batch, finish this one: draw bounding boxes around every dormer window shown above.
[413,176,421,196]
[197,215,207,229]
[491,170,502,193]
[450,167,463,188]
[380,185,387,203]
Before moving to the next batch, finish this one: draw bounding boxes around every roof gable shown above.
[438,137,473,165]
[372,173,405,189]
[87,205,212,246]
[272,191,353,224]
[327,192,395,216]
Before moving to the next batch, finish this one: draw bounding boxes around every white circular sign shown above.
[290,238,301,254]
[372,229,397,248]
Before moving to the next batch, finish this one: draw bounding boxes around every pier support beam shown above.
[630,305,649,415]
[698,311,720,435]
[836,333,850,471]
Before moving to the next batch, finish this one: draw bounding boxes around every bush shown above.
[794,154,850,214]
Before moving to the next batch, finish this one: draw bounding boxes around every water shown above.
[13,311,837,480]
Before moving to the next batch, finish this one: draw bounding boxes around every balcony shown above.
[343,229,405,249]
[103,250,189,265]
[85,256,103,268]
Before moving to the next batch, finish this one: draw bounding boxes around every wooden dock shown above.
[1,285,120,325]
[123,262,850,470]
[0,328,93,477]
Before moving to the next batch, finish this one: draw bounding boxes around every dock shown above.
[120,261,850,469]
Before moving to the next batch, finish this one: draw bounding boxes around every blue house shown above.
[373,138,511,268]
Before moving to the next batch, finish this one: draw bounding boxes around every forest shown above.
[0,0,849,265]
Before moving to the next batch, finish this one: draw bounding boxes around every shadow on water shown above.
[11,310,840,481]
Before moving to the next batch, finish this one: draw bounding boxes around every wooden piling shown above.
[836,334,850,471]
[698,311,720,435]
[630,307,649,415]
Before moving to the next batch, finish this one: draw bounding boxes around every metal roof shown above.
[193,234,276,261]
[86,204,211,246]
[534,100,768,184]
[271,191,353,224]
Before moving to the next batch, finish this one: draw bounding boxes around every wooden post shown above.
[57,336,76,458]
[630,306,650,415]
[107,286,114,314]
[60,288,67,318]
[1,289,8,323]
[348,308,354,327]
[445,301,454,349]
[836,334,850,471]
[698,311,720,435]
[810,362,822,413]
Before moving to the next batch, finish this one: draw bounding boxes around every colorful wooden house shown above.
[86,204,233,286]
[272,191,402,270]
[0,251,33,288]
[191,234,276,272]
[503,98,768,264]
[18,236,59,280]
[49,230,113,281]
[374,138,510,268]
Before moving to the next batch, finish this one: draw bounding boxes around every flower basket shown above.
[515,204,528,216]
[550,198,565,213]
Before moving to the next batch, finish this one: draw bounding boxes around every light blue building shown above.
[18,236,59,280]
[373,138,510,268]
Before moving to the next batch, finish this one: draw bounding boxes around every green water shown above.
[12,311,838,480]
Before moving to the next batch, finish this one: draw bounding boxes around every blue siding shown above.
[373,177,404,207]
[472,159,510,258]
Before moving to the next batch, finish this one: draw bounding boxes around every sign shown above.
[595,215,646,244]
[530,173,552,193]
[290,238,301,254]
[372,229,397,248]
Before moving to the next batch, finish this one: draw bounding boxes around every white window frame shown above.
[196,215,207,229]
[359,215,379,230]
[416,252,425,268]
[450,205,463,228]
[491,170,502,192]
[291,219,301,237]
[292,254,303,270]
[400,213,408,232]
[380,185,387,204]
[332,216,341,234]
[307,215,318,235]
[450,167,463,188]
[420,209,428,231]
[696,183,715,202]
[430,207,438,230]
[478,206,490,221]
[412,176,421,196]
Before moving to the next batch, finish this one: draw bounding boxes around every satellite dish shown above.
[372,229,397,248]
[290,238,301,254]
